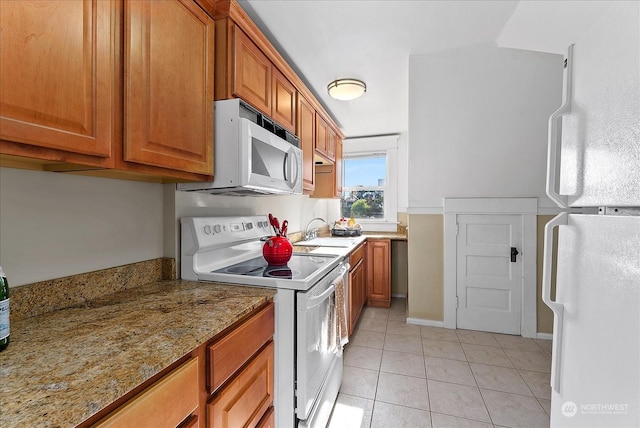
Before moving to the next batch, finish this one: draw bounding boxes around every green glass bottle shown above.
[0,265,9,351]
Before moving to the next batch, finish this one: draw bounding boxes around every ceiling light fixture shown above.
[327,78,366,101]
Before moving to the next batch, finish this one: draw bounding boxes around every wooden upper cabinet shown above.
[327,127,337,161]
[230,27,296,133]
[335,138,343,195]
[0,0,116,159]
[315,113,329,158]
[125,0,214,175]
[271,68,296,132]
[297,95,315,193]
[232,26,271,115]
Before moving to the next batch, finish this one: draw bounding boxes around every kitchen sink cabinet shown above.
[348,242,368,334]
[367,239,391,308]
[297,94,316,193]
[124,0,215,175]
[0,0,215,182]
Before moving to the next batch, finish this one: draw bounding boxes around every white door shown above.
[456,214,523,335]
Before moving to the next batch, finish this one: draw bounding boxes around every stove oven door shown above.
[295,269,340,421]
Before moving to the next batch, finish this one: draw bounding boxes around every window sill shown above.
[356,221,399,233]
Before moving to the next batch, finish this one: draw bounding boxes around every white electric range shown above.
[181,216,348,428]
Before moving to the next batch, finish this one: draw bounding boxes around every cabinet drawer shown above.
[208,341,274,428]
[208,302,274,393]
[350,242,366,268]
[95,357,199,428]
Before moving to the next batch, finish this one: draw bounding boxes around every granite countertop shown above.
[292,233,407,258]
[0,280,276,428]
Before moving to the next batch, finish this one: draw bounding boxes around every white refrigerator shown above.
[542,3,639,428]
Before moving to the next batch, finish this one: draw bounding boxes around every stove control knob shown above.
[213,224,222,234]
[246,222,253,230]
[204,224,212,235]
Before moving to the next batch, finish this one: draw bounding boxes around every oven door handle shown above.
[306,284,336,310]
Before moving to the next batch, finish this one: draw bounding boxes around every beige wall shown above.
[407,212,557,335]
[536,215,557,334]
[407,214,444,321]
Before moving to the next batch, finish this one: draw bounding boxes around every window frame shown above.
[341,153,388,220]
[341,135,399,232]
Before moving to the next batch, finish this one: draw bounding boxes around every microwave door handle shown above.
[283,152,288,182]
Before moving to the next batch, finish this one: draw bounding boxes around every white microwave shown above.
[177,99,302,196]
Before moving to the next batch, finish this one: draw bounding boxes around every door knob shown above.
[511,247,519,263]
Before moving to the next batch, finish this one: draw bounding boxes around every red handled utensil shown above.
[273,217,281,236]
[281,220,288,237]
[268,213,279,236]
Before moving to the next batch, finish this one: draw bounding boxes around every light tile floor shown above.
[328,298,552,428]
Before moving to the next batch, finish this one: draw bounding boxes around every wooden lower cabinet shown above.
[207,342,274,428]
[95,358,199,428]
[348,242,367,334]
[207,302,275,428]
[367,239,391,308]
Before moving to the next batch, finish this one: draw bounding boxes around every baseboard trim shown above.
[391,293,407,298]
[536,332,553,340]
[406,317,445,328]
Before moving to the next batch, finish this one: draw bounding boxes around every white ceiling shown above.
[238,0,612,139]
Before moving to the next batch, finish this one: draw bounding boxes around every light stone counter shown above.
[0,280,275,427]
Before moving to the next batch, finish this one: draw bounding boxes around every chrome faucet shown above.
[305,217,328,241]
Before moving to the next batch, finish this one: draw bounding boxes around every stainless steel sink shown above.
[294,237,357,248]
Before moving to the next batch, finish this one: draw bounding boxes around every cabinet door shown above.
[0,0,116,158]
[297,95,315,193]
[334,138,343,196]
[208,341,274,428]
[272,68,296,132]
[315,113,328,156]
[349,260,365,334]
[326,128,336,162]
[232,26,271,115]
[367,239,391,307]
[125,0,214,175]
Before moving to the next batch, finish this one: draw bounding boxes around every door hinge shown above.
[455,223,459,236]
[456,296,459,308]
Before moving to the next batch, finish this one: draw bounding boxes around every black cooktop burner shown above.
[213,254,332,280]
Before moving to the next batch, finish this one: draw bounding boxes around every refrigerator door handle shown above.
[546,44,573,209]
[542,212,568,393]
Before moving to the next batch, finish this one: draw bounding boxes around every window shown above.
[338,135,399,232]
[341,154,386,219]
